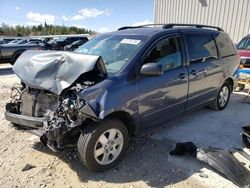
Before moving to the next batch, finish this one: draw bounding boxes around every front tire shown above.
[210,82,231,111]
[77,119,129,172]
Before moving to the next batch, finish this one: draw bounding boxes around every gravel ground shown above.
[0,65,249,188]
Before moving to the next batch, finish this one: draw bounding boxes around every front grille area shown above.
[20,89,58,117]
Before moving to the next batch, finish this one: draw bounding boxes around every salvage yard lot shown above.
[0,65,250,188]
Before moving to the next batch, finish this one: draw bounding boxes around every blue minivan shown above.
[5,24,240,171]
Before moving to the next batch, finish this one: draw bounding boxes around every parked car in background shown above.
[1,38,16,44]
[43,37,53,42]
[236,35,250,90]
[7,39,29,45]
[0,39,8,45]
[47,38,58,44]
[52,36,88,50]
[0,42,52,64]
[5,24,239,171]
[28,38,43,43]
[6,39,22,44]
[27,41,54,50]
[63,39,88,51]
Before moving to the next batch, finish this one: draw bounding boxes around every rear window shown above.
[185,33,218,64]
[214,33,236,58]
[237,37,250,50]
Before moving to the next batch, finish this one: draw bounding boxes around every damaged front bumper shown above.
[5,101,98,129]
[5,75,103,153]
[5,98,100,152]
[5,112,44,129]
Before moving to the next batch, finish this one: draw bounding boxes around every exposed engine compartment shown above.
[42,84,87,151]
[20,88,58,117]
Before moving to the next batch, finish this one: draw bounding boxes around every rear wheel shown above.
[210,82,231,111]
[77,119,129,172]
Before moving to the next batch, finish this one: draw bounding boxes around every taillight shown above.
[239,64,244,69]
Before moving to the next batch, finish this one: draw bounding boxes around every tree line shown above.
[0,23,97,36]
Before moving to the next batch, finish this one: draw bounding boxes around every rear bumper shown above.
[5,111,44,129]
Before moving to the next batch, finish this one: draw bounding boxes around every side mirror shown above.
[140,63,163,76]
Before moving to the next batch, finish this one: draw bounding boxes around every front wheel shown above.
[210,82,231,111]
[77,119,129,172]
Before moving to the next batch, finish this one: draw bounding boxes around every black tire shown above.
[77,119,129,172]
[210,82,231,111]
[238,83,245,91]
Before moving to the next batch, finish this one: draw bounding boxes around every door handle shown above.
[179,73,186,79]
[190,69,197,75]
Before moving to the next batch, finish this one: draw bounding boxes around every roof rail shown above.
[117,24,165,31]
[163,23,224,31]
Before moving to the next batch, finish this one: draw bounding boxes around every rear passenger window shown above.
[185,33,218,64]
[214,33,236,58]
[144,37,182,72]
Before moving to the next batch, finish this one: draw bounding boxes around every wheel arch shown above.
[223,77,234,93]
[104,111,136,137]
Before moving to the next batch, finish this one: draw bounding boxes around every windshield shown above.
[237,37,250,50]
[75,35,147,74]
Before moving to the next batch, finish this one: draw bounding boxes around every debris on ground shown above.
[242,125,250,148]
[170,142,250,187]
[22,164,36,171]
[232,147,250,161]
[199,173,208,178]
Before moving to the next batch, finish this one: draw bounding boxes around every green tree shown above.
[0,23,97,36]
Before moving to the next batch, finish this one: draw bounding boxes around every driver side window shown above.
[144,37,182,72]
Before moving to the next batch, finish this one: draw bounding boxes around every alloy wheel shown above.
[218,86,229,107]
[94,128,124,165]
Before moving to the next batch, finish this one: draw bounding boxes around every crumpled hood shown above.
[13,50,107,95]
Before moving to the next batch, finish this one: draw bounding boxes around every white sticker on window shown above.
[120,39,141,45]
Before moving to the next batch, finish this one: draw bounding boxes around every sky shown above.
[0,0,154,33]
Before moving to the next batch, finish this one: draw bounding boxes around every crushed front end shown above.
[5,50,107,152]
[5,83,99,151]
